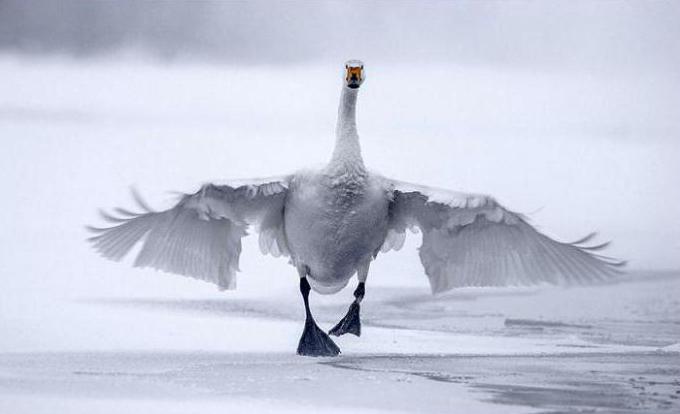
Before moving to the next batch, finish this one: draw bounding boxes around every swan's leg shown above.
[296,269,340,357]
[329,262,368,337]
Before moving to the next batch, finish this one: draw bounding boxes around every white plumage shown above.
[89,60,623,355]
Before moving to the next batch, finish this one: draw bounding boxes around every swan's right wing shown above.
[88,177,289,290]
[384,180,624,293]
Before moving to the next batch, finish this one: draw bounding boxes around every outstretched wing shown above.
[88,177,289,290]
[383,180,624,293]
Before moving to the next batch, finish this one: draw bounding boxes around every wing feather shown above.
[88,177,289,290]
[384,179,623,293]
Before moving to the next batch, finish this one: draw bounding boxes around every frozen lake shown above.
[1,272,678,413]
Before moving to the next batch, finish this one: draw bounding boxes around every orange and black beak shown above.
[346,65,363,89]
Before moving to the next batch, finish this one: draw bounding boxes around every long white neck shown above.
[327,86,366,177]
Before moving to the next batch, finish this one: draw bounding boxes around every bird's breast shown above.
[284,175,389,285]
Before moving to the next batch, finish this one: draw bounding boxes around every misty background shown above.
[2,0,679,72]
[1,0,679,303]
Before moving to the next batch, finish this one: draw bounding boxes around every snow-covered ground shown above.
[1,58,679,413]
[1,273,679,413]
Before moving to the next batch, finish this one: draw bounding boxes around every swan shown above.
[88,59,624,356]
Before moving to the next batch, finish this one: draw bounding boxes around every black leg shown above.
[354,282,365,301]
[329,282,364,337]
[296,278,341,357]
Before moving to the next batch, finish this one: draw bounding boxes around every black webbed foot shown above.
[329,302,361,337]
[297,317,341,357]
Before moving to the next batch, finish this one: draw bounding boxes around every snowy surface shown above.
[1,58,679,413]
[1,273,679,413]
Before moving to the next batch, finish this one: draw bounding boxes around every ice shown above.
[1,272,678,413]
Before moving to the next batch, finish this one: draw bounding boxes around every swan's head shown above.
[344,59,365,89]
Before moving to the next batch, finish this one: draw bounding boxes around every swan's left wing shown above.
[383,179,624,293]
[88,177,289,290]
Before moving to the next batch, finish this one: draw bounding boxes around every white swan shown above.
[89,60,623,356]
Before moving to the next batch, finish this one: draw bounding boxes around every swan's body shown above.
[285,169,389,293]
[89,60,623,356]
